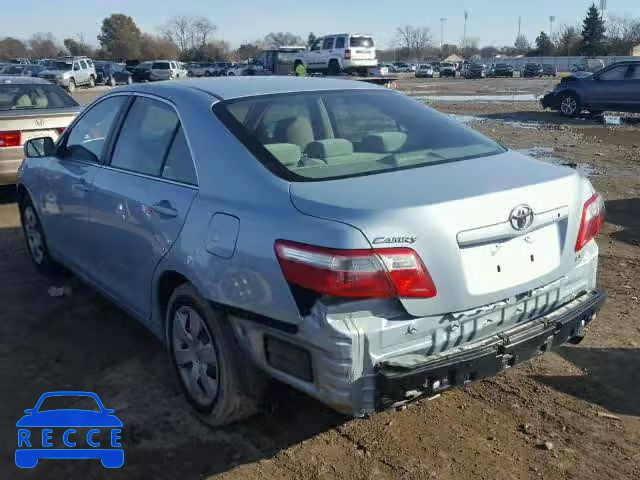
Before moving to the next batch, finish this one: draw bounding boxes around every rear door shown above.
[88,95,197,319]
[621,64,640,111]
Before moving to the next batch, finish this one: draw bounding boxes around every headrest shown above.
[264,143,301,167]
[306,139,354,159]
[362,132,407,153]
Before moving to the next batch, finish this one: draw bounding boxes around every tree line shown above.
[388,4,639,61]
[0,13,316,63]
[0,4,638,63]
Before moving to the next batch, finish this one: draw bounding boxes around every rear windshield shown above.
[54,62,72,70]
[0,84,78,110]
[152,62,170,69]
[441,63,454,68]
[214,89,505,182]
[350,36,374,48]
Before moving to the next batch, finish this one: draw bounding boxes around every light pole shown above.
[463,11,469,48]
[440,17,447,53]
[549,16,555,38]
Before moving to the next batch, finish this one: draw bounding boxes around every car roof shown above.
[0,75,50,85]
[124,76,381,100]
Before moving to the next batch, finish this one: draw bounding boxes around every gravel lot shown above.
[1,77,638,479]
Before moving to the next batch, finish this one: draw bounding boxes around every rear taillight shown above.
[0,131,21,147]
[575,193,605,252]
[344,49,351,60]
[274,240,437,299]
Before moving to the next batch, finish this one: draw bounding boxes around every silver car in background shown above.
[0,77,80,185]
[17,77,605,425]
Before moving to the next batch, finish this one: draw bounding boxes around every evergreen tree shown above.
[535,31,554,55]
[581,3,606,55]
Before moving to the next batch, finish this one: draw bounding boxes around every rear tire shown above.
[19,195,60,275]
[166,284,265,426]
[67,79,76,93]
[559,92,581,117]
[109,77,116,87]
[328,60,341,76]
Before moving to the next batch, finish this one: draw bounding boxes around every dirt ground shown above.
[0,77,638,479]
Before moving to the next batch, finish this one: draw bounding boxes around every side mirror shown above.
[24,137,55,158]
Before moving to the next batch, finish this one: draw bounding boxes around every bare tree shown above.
[606,15,640,55]
[0,37,29,60]
[553,25,582,56]
[263,32,304,49]
[193,17,217,50]
[28,32,60,58]
[162,16,192,54]
[460,37,480,58]
[396,25,433,60]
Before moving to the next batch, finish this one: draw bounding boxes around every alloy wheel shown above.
[23,205,44,265]
[172,306,220,406]
[561,96,577,115]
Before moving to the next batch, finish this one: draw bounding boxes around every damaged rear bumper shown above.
[377,288,606,407]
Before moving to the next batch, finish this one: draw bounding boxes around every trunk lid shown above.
[289,150,587,317]
[0,108,80,145]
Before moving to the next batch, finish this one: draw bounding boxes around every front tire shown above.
[19,196,60,274]
[88,76,95,88]
[167,284,265,426]
[559,92,581,117]
[109,77,116,87]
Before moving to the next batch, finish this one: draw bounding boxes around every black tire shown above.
[227,72,235,76]
[328,60,341,76]
[109,77,116,87]
[166,283,265,426]
[559,92,581,117]
[204,70,211,77]
[67,79,76,93]
[19,195,60,274]
[88,75,96,88]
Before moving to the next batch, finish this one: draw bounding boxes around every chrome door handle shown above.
[72,181,90,193]
[150,201,178,218]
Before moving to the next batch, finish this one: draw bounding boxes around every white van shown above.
[295,34,377,75]
[149,60,185,81]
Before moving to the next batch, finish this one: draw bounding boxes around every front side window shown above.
[214,90,505,181]
[110,97,179,176]
[73,62,80,71]
[311,39,323,51]
[65,96,126,162]
[322,38,335,50]
[598,65,628,81]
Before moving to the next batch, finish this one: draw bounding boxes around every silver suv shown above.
[39,57,96,92]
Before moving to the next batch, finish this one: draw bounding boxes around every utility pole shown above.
[440,17,447,52]
[463,11,469,48]
[549,16,555,38]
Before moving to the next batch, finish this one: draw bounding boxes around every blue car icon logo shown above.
[16,391,124,468]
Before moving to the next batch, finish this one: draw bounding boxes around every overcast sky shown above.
[3,0,639,49]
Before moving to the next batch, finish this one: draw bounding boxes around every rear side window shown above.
[110,97,179,176]
[79,60,88,69]
[214,90,505,182]
[335,37,346,49]
[350,36,374,48]
[162,127,197,185]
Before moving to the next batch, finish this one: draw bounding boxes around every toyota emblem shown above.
[509,205,534,231]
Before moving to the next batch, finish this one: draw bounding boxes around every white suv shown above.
[295,34,377,75]
[149,61,186,81]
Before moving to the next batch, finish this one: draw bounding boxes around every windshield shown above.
[53,61,72,70]
[214,89,505,182]
[37,395,101,412]
[0,84,79,110]
[350,36,374,48]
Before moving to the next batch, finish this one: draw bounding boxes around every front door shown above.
[321,37,335,70]
[308,39,325,70]
[586,64,630,110]
[37,95,127,272]
[88,96,198,320]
